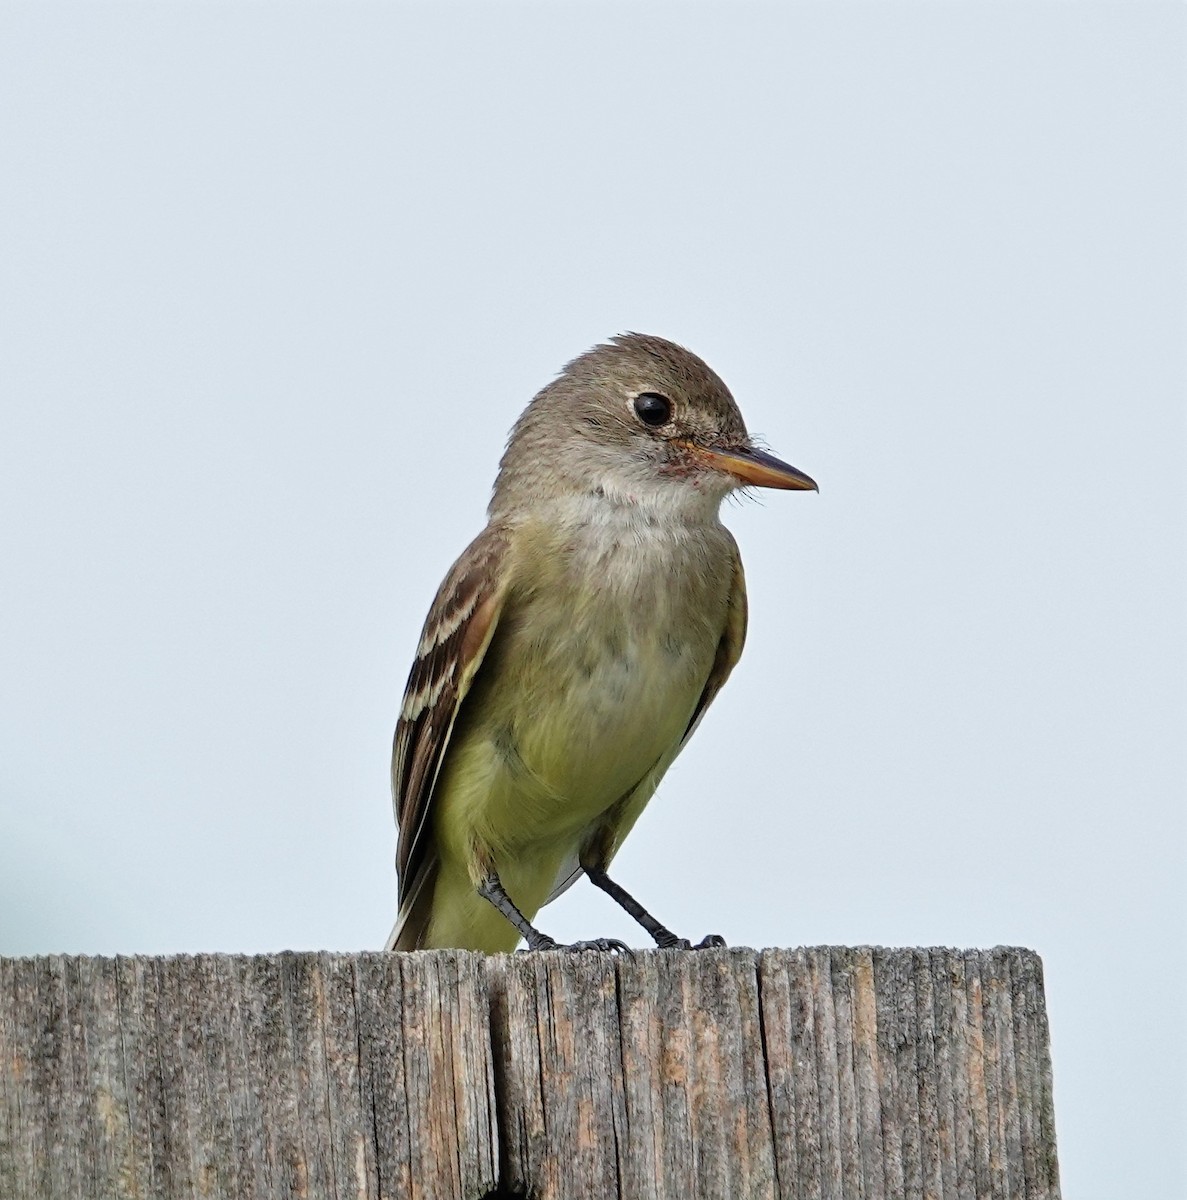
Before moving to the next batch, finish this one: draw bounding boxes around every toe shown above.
[566,938,633,956]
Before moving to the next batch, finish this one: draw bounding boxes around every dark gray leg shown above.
[477,872,631,954]
[584,866,725,950]
[477,873,558,950]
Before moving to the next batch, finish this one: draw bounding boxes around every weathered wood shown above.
[0,947,1060,1199]
[489,948,781,1198]
[0,951,498,1200]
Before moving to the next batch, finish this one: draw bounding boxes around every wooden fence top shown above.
[0,946,1060,1199]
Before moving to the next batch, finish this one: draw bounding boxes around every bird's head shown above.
[491,332,817,518]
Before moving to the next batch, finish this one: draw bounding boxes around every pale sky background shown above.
[1,3,1183,1195]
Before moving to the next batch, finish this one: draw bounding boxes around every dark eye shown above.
[633,392,672,427]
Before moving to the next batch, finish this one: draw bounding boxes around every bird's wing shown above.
[387,525,511,949]
[544,539,748,904]
[679,536,748,748]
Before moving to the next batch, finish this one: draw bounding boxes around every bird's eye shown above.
[633,392,672,427]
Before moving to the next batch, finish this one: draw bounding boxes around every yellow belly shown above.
[442,615,710,833]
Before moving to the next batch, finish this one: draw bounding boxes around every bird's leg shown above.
[584,866,725,950]
[477,873,559,950]
[477,872,630,954]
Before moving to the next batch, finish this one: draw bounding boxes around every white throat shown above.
[554,472,727,534]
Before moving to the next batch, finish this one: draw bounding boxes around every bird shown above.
[385,333,816,953]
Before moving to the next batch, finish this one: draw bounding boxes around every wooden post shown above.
[0,947,1060,1199]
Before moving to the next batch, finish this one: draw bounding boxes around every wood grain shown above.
[0,947,1060,1198]
[0,951,497,1200]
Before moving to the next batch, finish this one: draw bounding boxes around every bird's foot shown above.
[521,935,633,955]
[655,932,727,951]
[522,930,561,952]
[564,937,633,955]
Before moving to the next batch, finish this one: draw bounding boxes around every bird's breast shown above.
[454,514,735,836]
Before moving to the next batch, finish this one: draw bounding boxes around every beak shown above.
[682,442,818,491]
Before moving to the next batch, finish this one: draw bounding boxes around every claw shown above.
[565,938,634,956]
[693,934,726,949]
[520,936,633,955]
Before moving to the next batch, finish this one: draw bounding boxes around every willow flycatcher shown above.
[386,333,816,953]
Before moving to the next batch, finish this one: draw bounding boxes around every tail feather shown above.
[385,858,438,951]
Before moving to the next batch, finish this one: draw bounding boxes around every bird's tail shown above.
[384,862,437,951]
